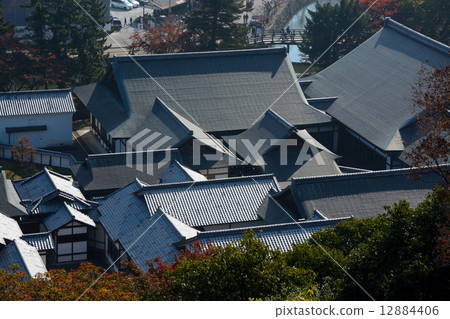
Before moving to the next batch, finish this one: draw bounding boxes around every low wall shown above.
[0,144,80,168]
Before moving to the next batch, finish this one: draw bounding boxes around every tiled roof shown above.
[223,110,341,181]
[0,89,75,117]
[44,202,95,232]
[71,149,184,194]
[21,232,54,251]
[120,209,198,270]
[0,212,23,246]
[0,239,47,278]
[27,189,96,215]
[161,160,207,184]
[139,174,280,227]
[74,48,331,139]
[14,168,85,204]
[0,171,27,218]
[195,217,351,252]
[303,18,449,152]
[98,180,197,269]
[288,166,445,220]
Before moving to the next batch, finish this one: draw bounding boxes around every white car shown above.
[126,0,139,8]
[111,0,132,10]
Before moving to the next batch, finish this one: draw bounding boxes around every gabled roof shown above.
[0,89,75,117]
[21,232,54,251]
[43,202,95,232]
[0,212,23,246]
[27,189,97,214]
[0,171,27,217]
[98,180,198,269]
[0,239,47,278]
[194,217,351,252]
[71,149,184,194]
[255,192,297,224]
[120,209,198,270]
[139,174,280,227]
[161,160,207,184]
[303,18,450,152]
[287,166,444,220]
[74,48,331,139]
[14,168,85,204]
[98,179,150,245]
[223,109,341,181]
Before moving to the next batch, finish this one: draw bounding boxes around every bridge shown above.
[247,28,304,50]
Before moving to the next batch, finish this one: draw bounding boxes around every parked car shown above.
[111,17,122,30]
[138,0,149,4]
[127,0,139,8]
[111,0,132,10]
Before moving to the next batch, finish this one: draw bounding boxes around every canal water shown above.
[280,0,340,63]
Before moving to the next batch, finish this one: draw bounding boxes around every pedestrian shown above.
[286,26,290,35]
[130,17,133,25]
[124,17,127,25]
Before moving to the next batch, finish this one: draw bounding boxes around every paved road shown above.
[107,5,152,55]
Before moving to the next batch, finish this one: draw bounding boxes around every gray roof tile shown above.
[0,212,23,246]
[288,166,444,220]
[21,232,54,251]
[304,18,450,152]
[75,48,331,139]
[0,89,75,117]
[223,110,341,181]
[140,174,280,227]
[161,160,207,184]
[0,171,27,217]
[14,168,85,203]
[196,217,351,252]
[0,239,47,278]
[98,180,199,269]
[44,202,95,232]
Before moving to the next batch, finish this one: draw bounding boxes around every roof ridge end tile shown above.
[384,18,449,55]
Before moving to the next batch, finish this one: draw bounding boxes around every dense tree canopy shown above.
[184,0,249,51]
[1,188,448,301]
[23,0,110,85]
[0,0,65,91]
[299,0,369,67]
[406,66,450,185]
[287,189,450,300]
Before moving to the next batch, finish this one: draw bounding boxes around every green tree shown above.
[23,0,110,85]
[184,0,249,51]
[399,0,449,43]
[164,232,316,300]
[288,189,450,300]
[299,0,369,67]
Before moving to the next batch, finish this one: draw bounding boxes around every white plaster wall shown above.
[0,113,73,148]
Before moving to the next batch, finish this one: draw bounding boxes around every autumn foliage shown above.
[406,66,450,186]
[129,21,197,54]
[11,136,36,166]
[360,0,399,32]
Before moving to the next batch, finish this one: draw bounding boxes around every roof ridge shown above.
[384,18,449,55]
[153,208,197,240]
[21,231,51,237]
[198,216,352,237]
[87,148,179,158]
[114,47,287,63]
[0,88,71,96]
[265,109,295,132]
[11,239,33,277]
[292,165,447,184]
[139,173,278,192]
[154,97,193,135]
